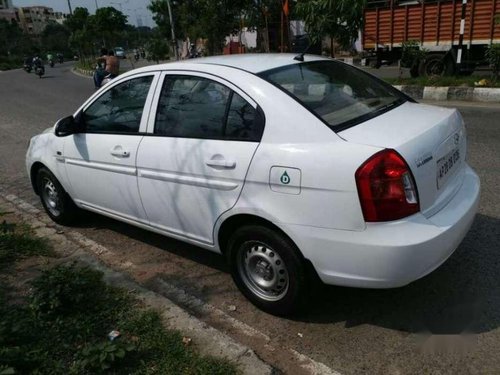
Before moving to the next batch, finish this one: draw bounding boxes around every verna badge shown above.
[416,153,433,168]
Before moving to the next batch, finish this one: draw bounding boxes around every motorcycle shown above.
[23,64,32,73]
[93,64,116,89]
[49,59,55,68]
[35,65,45,78]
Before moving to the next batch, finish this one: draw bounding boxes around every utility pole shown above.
[95,0,99,10]
[166,0,179,60]
[67,0,73,15]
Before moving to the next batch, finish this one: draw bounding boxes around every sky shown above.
[13,0,156,27]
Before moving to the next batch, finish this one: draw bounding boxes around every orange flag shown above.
[283,0,289,17]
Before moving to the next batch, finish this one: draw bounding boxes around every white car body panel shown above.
[26,54,480,290]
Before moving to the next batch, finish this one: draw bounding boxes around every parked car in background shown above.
[26,54,480,316]
[114,47,126,59]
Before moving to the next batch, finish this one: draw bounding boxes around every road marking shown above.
[0,191,342,375]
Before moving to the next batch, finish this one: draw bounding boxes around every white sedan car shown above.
[26,54,480,315]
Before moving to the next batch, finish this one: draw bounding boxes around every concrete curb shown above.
[73,67,94,77]
[394,85,500,103]
[0,194,274,375]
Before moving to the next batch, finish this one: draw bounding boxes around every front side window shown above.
[155,75,263,141]
[83,75,153,133]
[259,61,406,131]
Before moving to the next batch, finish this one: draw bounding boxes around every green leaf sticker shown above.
[280,171,290,185]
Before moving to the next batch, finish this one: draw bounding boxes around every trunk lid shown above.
[340,102,467,216]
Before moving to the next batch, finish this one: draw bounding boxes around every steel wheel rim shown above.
[41,178,61,216]
[237,241,289,302]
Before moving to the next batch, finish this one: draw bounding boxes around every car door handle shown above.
[205,159,236,169]
[110,147,130,158]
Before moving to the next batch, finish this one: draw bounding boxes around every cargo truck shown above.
[362,0,500,76]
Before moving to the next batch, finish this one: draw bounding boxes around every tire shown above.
[36,167,78,225]
[227,225,307,316]
[410,62,420,78]
[418,54,455,77]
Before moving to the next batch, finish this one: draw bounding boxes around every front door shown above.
[64,73,157,222]
[137,73,264,244]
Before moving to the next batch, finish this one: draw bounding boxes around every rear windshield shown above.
[259,60,406,131]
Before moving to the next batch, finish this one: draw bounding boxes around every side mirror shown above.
[54,115,82,137]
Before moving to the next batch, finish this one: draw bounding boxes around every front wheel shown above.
[228,225,307,316]
[36,167,78,225]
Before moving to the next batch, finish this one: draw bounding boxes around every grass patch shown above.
[0,218,54,271]
[385,75,500,88]
[0,226,238,375]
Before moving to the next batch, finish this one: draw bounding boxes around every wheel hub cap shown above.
[42,179,60,216]
[238,242,289,301]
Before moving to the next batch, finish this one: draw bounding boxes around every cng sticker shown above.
[270,166,301,195]
[280,171,290,184]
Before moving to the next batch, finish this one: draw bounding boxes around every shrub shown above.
[30,263,108,317]
[485,44,500,81]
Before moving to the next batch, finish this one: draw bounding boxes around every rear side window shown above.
[155,75,264,142]
[83,75,153,133]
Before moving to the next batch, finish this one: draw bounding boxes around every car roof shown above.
[129,53,330,75]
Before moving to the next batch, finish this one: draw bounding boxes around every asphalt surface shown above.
[1,62,499,374]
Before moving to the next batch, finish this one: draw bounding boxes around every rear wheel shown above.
[419,54,455,77]
[37,167,78,225]
[227,225,307,316]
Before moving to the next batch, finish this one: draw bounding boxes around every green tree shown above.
[295,0,365,51]
[146,32,170,63]
[0,19,33,57]
[148,0,246,55]
[41,23,71,55]
[64,6,128,64]
[91,7,128,48]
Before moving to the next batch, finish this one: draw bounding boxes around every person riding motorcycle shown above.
[47,52,54,67]
[23,55,33,72]
[33,55,45,77]
[94,48,120,88]
[56,53,63,64]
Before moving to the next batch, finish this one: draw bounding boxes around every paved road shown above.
[1,63,499,374]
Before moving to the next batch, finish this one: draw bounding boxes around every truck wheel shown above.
[227,225,307,316]
[419,54,455,77]
[410,63,420,78]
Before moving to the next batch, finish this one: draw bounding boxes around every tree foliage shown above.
[41,23,71,55]
[64,6,128,61]
[0,19,34,57]
[295,0,365,50]
[148,0,246,54]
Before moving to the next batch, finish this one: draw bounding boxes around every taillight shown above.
[355,149,419,222]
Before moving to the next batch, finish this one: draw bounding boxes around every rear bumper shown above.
[283,165,480,288]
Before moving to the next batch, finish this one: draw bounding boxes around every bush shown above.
[30,263,110,317]
[485,44,500,81]
[400,40,426,69]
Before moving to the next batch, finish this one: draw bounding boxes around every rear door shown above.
[137,72,264,244]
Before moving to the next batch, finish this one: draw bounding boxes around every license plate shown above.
[437,148,460,189]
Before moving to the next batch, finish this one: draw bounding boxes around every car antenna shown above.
[294,39,311,62]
